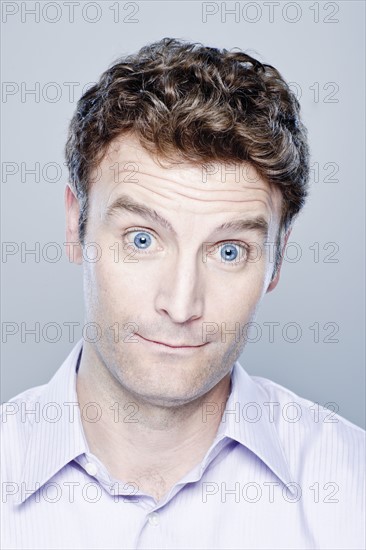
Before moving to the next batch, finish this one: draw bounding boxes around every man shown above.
[1,37,364,550]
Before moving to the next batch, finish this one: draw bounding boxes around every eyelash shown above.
[122,227,250,266]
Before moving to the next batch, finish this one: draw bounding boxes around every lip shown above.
[136,333,208,350]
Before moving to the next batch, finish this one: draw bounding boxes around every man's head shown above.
[64,37,310,406]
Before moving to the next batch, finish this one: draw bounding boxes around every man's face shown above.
[66,133,286,407]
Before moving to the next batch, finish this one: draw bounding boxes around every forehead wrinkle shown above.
[121,181,275,206]
[100,159,272,194]
[139,186,277,227]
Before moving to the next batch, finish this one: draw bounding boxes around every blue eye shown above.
[133,231,152,249]
[219,243,249,265]
[220,244,239,262]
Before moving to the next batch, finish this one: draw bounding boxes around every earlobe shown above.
[64,184,83,265]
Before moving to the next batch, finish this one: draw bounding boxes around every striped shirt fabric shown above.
[1,339,365,549]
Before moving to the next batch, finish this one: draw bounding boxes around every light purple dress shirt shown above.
[1,339,365,549]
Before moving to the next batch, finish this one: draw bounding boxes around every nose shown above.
[154,253,204,324]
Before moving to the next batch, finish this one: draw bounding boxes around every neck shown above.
[75,342,232,502]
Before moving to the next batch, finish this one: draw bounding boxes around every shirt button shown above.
[85,462,98,476]
[148,512,159,526]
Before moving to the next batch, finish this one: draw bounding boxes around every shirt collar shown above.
[216,360,295,492]
[16,340,294,504]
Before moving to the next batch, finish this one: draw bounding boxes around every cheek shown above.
[201,285,262,350]
[209,289,259,328]
[207,259,267,313]
[87,252,155,318]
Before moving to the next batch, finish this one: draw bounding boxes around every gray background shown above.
[1,1,365,428]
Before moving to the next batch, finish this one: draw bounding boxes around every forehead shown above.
[90,133,283,228]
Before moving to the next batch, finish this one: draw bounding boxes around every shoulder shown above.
[247,375,365,548]
[252,374,365,483]
[1,384,47,478]
[253,373,364,432]
[1,383,47,421]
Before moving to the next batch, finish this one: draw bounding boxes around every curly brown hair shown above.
[65,37,310,279]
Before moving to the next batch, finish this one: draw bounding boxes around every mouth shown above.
[136,334,208,349]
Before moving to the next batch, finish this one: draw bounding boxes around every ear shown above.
[65,184,83,265]
[266,227,292,293]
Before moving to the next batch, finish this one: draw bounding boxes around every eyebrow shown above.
[105,194,269,240]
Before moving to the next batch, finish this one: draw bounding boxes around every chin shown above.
[107,347,217,403]
[123,372,207,407]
